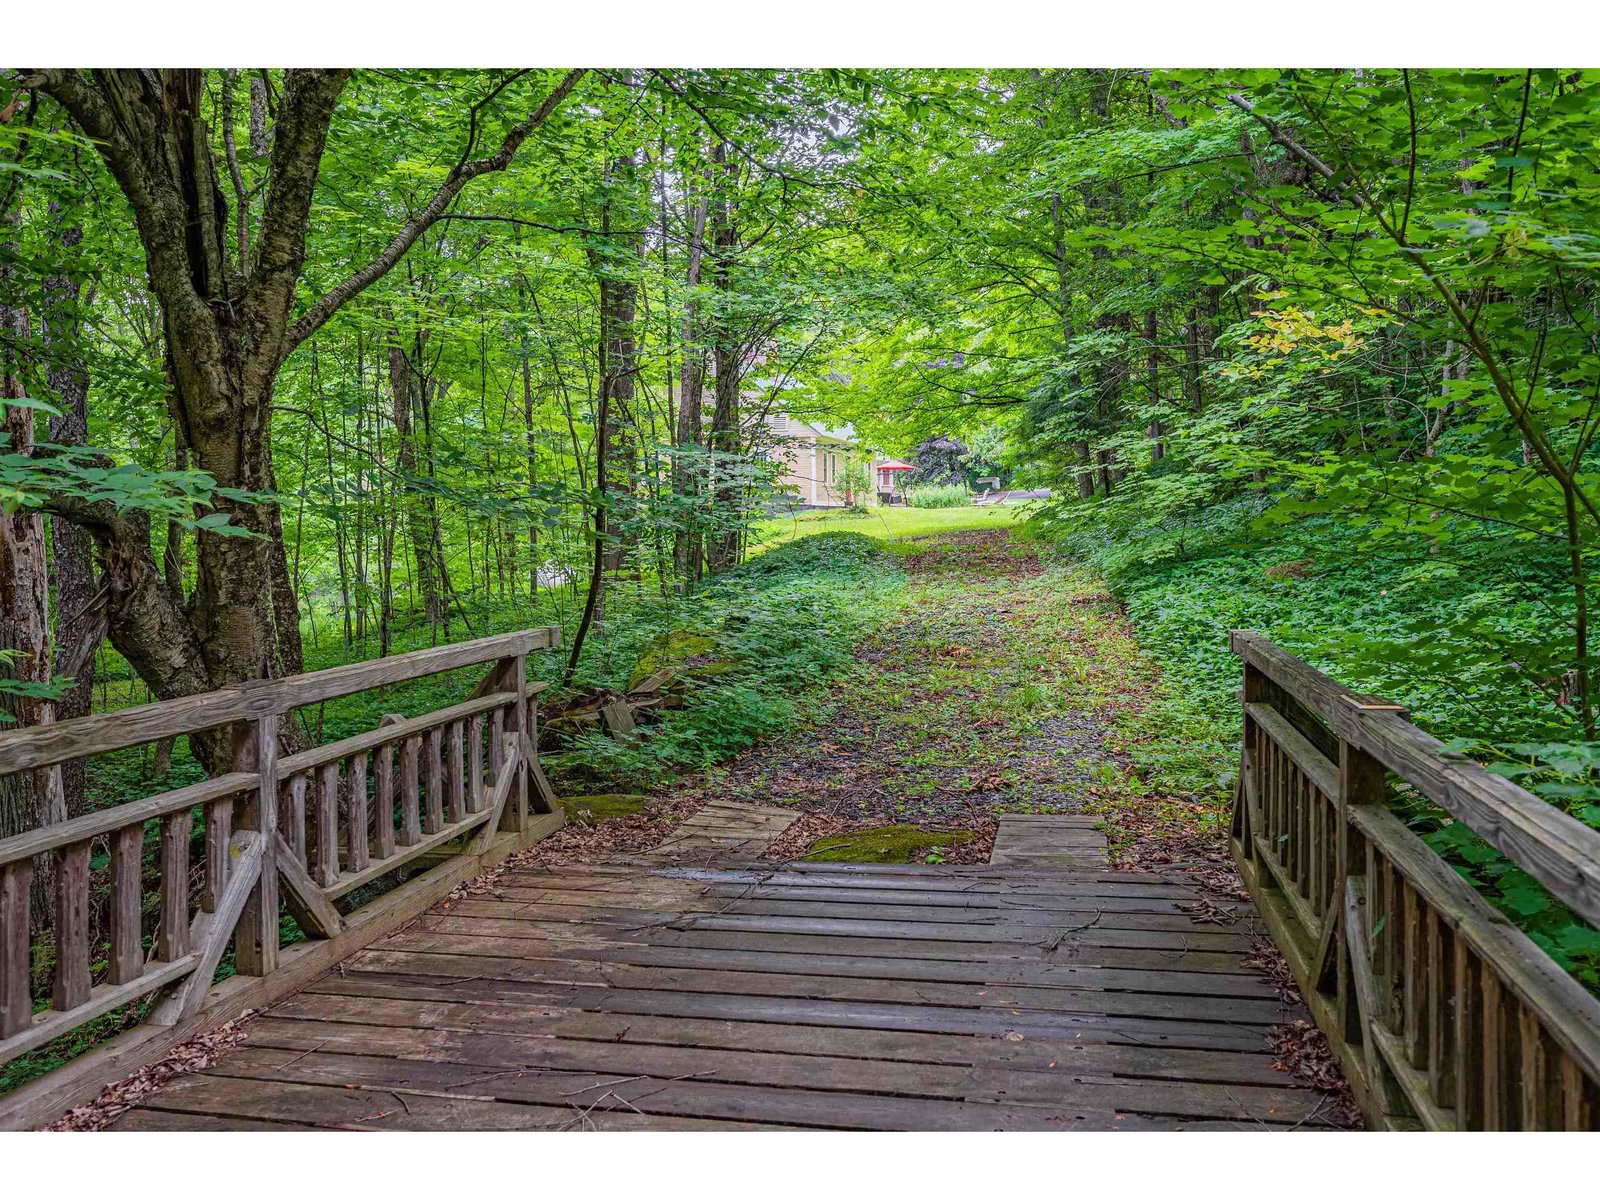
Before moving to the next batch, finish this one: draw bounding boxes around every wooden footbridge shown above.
[1,629,1597,1130]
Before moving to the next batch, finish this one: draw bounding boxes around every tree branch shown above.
[280,68,587,358]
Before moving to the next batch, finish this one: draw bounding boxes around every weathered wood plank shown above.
[0,773,255,869]
[0,809,565,1130]
[468,714,485,812]
[282,773,308,865]
[0,629,557,775]
[233,714,279,979]
[156,812,190,962]
[341,943,1290,1025]
[275,833,343,940]
[305,970,1276,1052]
[373,743,396,860]
[234,1019,1334,1123]
[373,927,1279,997]
[200,1044,1264,1131]
[265,992,1292,1084]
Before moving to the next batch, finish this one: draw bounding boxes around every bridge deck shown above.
[107,814,1336,1131]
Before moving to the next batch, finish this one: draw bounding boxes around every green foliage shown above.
[553,533,902,788]
[1034,492,1600,991]
[903,484,971,509]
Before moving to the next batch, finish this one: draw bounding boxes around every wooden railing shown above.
[0,628,563,1128]
[1231,631,1600,1130]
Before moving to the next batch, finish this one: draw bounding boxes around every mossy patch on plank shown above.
[801,825,973,863]
[627,629,741,691]
[562,793,651,823]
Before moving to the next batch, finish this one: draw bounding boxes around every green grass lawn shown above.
[751,502,1031,551]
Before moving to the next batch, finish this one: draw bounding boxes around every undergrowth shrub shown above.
[903,484,971,509]
[552,532,903,787]
[1030,493,1600,991]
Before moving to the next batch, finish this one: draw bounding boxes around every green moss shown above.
[562,793,651,823]
[802,825,973,863]
[627,629,741,691]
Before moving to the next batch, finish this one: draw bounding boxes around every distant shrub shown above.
[904,484,971,509]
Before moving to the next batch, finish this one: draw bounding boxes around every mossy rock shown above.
[561,793,651,823]
[802,825,973,863]
[626,628,741,691]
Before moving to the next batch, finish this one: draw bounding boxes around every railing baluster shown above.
[53,841,91,1009]
[447,720,466,822]
[0,860,30,1038]
[109,824,145,984]
[399,736,421,846]
[285,773,308,864]
[1481,971,1505,1130]
[1403,881,1427,1066]
[316,761,340,887]
[509,654,529,831]
[347,752,370,873]
[468,714,485,812]
[202,797,231,913]
[1454,946,1483,1129]
[424,727,444,834]
[157,811,190,961]
[1426,908,1455,1109]
[374,742,397,859]
[1520,1005,1551,1129]
[235,712,280,978]
[1560,1054,1589,1129]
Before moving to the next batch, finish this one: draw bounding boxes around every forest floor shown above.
[650,528,1196,867]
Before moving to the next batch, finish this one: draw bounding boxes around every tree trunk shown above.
[673,184,711,589]
[1,279,64,860]
[41,215,98,817]
[705,142,743,575]
[387,340,442,630]
[1144,309,1164,464]
[519,328,540,602]
[28,69,348,772]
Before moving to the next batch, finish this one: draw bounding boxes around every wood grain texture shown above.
[1233,630,1600,926]
[101,822,1335,1132]
[1232,631,1600,1130]
[0,628,558,775]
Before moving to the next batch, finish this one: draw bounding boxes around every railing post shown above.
[233,714,280,976]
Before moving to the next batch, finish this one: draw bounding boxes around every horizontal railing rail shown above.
[0,627,563,1129]
[1230,630,1600,1130]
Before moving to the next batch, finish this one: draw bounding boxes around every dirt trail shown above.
[669,529,1156,861]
